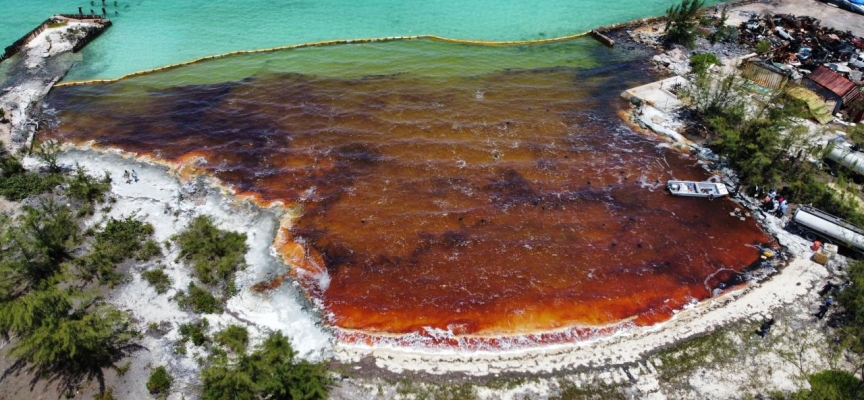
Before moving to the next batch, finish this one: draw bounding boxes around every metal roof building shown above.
[805,66,860,106]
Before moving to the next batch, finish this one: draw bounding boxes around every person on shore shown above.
[766,199,779,213]
[816,297,833,320]
[777,200,788,217]
[757,316,774,338]
[131,169,139,182]
[123,170,131,184]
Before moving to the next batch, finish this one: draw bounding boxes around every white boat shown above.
[667,180,729,198]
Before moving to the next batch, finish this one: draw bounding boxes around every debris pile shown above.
[739,13,864,81]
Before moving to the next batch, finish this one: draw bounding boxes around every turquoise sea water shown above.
[4,0,710,80]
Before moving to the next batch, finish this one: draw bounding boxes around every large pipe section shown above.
[825,138,864,176]
[793,205,864,252]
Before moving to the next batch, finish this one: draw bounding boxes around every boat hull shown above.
[667,180,729,198]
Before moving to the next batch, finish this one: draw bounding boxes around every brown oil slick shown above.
[43,57,771,349]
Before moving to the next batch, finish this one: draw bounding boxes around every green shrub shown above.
[787,370,861,400]
[179,318,209,346]
[689,53,719,75]
[664,0,706,48]
[77,217,156,285]
[67,164,111,204]
[137,239,163,261]
[710,25,738,44]
[173,215,248,286]
[755,40,771,54]
[114,361,131,377]
[9,305,137,380]
[2,200,79,288]
[76,201,95,217]
[0,153,24,177]
[0,171,63,201]
[177,282,221,314]
[214,325,249,354]
[200,332,331,400]
[142,269,172,294]
[93,388,116,400]
[35,140,62,173]
[96,217,155,259]
[146,366,173,398]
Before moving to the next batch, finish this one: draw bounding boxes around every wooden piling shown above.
[590,30,615,47]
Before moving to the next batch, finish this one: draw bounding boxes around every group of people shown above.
[122,169,138,184]
[760,188,789,216]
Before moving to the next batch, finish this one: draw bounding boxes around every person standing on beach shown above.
[123,170,131,184]
[131,169,139,182]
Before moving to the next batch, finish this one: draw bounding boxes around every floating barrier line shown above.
[55,31,592,87]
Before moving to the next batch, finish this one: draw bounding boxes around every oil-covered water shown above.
[43,38,771,349]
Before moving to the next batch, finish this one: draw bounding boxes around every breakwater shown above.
[0,16,110,151]
[1,15,110,63]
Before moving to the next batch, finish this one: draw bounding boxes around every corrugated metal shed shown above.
[742,61,788,90]
[788,86,834,124]
[807,66,861,105]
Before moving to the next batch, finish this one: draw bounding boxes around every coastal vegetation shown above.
[829,259,864,396]
[200,330,331,400]
[0,155,143,392]
[0,150,63,200]
[172,215,248,312]
[142,267,172,294]
[684,60,864,226]
[146,366,173,399]
[78,216,158,285]
[688,52,718,75]
[683,43,864,400]
[664,0,705,48]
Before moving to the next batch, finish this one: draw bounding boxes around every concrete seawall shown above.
[0,15,110,153]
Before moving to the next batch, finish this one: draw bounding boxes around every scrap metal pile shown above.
[739,13,864,81]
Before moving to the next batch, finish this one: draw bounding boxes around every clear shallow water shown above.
[2,0,713,80]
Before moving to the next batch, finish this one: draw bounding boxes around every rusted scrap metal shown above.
[738,13,860,71]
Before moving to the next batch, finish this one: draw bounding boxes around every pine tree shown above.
[2,199,78,289]
[200,332,331,400]
[10,304,137,381]
[664,0,705,48]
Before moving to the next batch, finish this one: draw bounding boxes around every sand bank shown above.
[43,149,332,398]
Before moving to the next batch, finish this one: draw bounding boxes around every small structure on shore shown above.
[804,65,860,114]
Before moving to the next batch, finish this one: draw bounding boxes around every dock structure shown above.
[621,76,688,113]
[0,15,111,152]
[1,15,110,64]
[621,76,694,147]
